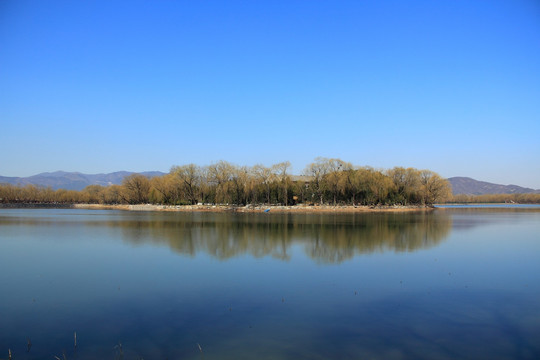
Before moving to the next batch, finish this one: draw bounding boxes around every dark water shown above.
[0,208,539,360]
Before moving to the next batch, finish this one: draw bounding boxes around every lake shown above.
[1,207,539,359]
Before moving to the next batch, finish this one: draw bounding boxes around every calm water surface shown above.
[1,208,539,359]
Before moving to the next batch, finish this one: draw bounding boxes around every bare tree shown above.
[122,174,151,204]
[150,174,179,204]
[171,164,201,205]
[323,158,352,205]
[419,170,451,205]
[253,164,274,204]
[207,161,235,204]
[387,167,421,205]
[304,157,330,205]
[273,161,291,205]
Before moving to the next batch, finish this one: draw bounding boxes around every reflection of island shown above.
[0,211,452,263]
[113,212,452,263]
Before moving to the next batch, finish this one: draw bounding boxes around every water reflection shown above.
[1,209,539,360]
[0,211,453,263]
[438,207,540,231]
[110,213,454,263]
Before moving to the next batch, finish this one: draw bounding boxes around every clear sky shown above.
[1,0,539,188]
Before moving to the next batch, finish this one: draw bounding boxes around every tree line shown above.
[0,158,453,206]
[450,193,540,204]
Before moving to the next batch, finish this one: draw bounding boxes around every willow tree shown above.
[230,166,254,205]
[322,158,352,205]
[198,166,213,204]
[81,185,106,204]
[171,164,201,205]
[419,170,451,205]
[365,169,395,205]
[304,157,330,204]
[56,188,82,203]
[273,161,291,205]
[150,173,180,204]
[121,174,151,204]
[387,167,421,205]
[207,161,235,204]
[253,164,273,204]
[103,184,123,204]
[0,184,17,203]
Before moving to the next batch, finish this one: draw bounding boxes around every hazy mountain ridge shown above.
[0,171,166,191]
[448,177,540,195]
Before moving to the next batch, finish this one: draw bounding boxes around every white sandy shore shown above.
[73,203,434,213]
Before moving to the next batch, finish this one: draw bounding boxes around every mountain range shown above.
[0,171,165,191]
[447,177,539,195]
[0,171,538,195]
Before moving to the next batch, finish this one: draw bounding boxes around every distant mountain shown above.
[448,177,540,195]
[0,171,166,191]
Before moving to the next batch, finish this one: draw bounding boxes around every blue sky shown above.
[1,0,539,188]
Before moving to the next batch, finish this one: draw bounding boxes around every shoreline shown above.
[71,203,435,213]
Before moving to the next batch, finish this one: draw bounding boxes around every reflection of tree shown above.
[0,211,453,264]
[302,213,452,263]
[111,212,452,263]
